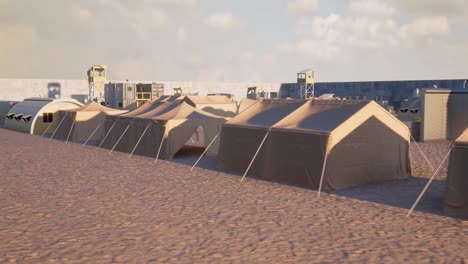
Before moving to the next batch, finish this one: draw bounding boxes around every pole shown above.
[406,148,452,217]
[154,125,166,165]
[317,136,332,197]
[97,121,116,149]
[41,121,54,137]
[81,121,104,148]
[109,123,131,154]
[65,115,76,144]
[241,131,269,182]
[190,132,219,171]
[410,133,435,172]
[129,123,150,158]
[49,114,67,140]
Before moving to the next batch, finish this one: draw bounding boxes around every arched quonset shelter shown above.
[184,95,237,118]
[52,102,128,143]
[262,100,411,190]
[4,98,82,134]
[99,96,183,150]
[237,98,258,114]
[217,99,306,175]
[444,128,468,218]
[0,101,18,127]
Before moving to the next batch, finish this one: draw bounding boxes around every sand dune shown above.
[0,129,466,263]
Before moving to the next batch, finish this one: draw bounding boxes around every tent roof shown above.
[135,100,184,119]
[225,99,306,128]
[154,101,226,121]
[118,96,183,118]
[238,98,258,114]
[184,95,234,105]
[272,100,371,133]
[454,128,468,147]
[63,102,125,112]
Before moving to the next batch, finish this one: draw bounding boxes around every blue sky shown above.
[1,0,467,82]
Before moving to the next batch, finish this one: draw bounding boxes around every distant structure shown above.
[105,82,165,110]
[246,86,277,99]
[174,87,192,96]
[87,65,107,104]
[297,69,315,99]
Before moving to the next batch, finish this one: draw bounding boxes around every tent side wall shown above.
[261,130,329,188]
[216,126,269,175]
[444,133,468,218]
[324,116,410,190]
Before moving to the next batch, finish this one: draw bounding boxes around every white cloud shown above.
[349,0,395,17]
[132,8,169,37]
[176,27,187,46]
[403,16,450,37]
[71,6,92,23]
[204,12,234,30]
[288,0,319,14]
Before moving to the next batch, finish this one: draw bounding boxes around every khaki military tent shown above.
[99,96,183,150]
[52,102,127,143]
[184,96,237,117]
[261,100,411,190]
[444,128,468,218]
[237,98,258,114]
[129,101,228,159]
[217,99,306,175]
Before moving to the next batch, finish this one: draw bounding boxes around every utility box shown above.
[247,87,276,99]
[420,89,468,141]
[105,82,136,109]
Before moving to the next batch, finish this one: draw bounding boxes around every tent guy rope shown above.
[190,132,219,171]
[241,130,269,182]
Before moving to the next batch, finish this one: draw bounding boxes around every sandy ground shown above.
[0,128,467,263]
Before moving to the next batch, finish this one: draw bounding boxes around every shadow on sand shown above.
[172,152,455,219]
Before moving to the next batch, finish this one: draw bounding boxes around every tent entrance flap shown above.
[183,125,205,148]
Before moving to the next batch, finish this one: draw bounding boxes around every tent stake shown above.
[411,133,435,172]
[109,123,131,154]
[65,115,76,144]
[190,132,219,171]
[82,121,104,148]
[49,114,67,140]
[154,126,166,165]
[97,121,116,149]
[406,147,452,218]
[129,123,150,158]
[241,131,269,182]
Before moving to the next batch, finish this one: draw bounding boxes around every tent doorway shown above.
[174,126,206,158]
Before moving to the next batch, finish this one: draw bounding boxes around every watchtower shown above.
[87,65,107,103]
[297,69,315,99]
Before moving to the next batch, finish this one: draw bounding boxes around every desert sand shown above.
[0,128,466,263]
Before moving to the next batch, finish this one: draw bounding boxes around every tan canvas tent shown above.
[53,102,127,143]
[444,128,468,218]
[184,96,237,117]
[129,101,228,159]
[100,96,183,150]
[261,100,411,190]
[237,98,258,114]
[217,99,306,175]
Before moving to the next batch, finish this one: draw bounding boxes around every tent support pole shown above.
[97,121,116,149]
[42,121,54,137]
[190,132,219,171]
[109,123,131,154]
[406,147,452,217]
[241,130,269,182]
[65,115,76,144]
[82,121,104,148]
[317,137,332,198]
[129,123,150,158]
[154,126,166,165]
[49,114,67,140]
[410,133,435,172]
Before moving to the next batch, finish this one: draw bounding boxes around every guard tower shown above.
[297,69,315,99]
[87,65,107,103]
